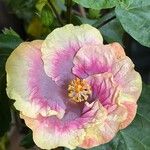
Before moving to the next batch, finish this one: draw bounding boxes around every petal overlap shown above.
[41,24,103,85]
[6,40,66,119]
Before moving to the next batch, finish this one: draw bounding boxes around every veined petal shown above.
[72,42,126,79]
[41,24,103,86]
[108,43,142,103]
[72,44,114,78]
[79,71,140,148]
[20,100,107,149]
[21,114,86,149]
[112,56,142,103]
[6,40,66,118]
[86,73,119,109]
[6,23,142,149]
[80,102,129,148]
[72,42,142,104]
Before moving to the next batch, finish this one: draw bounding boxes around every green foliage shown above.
[115,0,150,47]
[100,18,124,44]
[70,15,82,25]
[0,34,22,51]
[0,134,9,150]
[77,16,97,25]
[27,17,51,38]
[88,9,100,19]
[6,0,36,21]
[41,5,54,27]
[2,28,20,38]
[0,29,22,137]
[36,0,48,12]
[93,11,125,44]
[73,0,117,9]
[0,74,11,137]
[20,132,35,149]
[73,0,150,47]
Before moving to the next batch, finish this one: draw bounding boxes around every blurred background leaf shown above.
[27,17,51,38]
[0,134,9,150]
[0,74,11,137]
[0,29,22,137]
[5,0,36,21]
[36,0,48,12]
[88,9,100,19]
[0,33,22,51]
[20,131,35,149]
[2,27,21,38]
[40,5,54,27]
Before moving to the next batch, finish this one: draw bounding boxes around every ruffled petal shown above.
[72,44,115,78]
[119,102,137,129]
[79,70,140,148]
[72,42,142,104]
[41,24,103,85]
[107,43,142,103]
[6,40,66,118]
[20,100,108,149]
[112,56,142,103]
[80,103,129,148]
[21,114,86,149]
[86,73,119,109]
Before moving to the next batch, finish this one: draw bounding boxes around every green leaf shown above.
[0,33,22,76]
[115,0,150,47]
[137,83,150,124]
[2,28,21,38]
[0,34,22,51]
[88,9,100,19]
[93,10,115,27]
[36,0,47,12]
[71,15,82,25]
[20,132,35,149]
[6,0,36,21]
[0,75,11,137]
[100,18,125,44]
[41,5,54,27]
[73,0,118,9]
[0,134,9,150]
[93,11,124,44]
[76,16,97,25]
[0,33,22,137]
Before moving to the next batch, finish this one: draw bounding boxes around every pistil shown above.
[68,78,92,103]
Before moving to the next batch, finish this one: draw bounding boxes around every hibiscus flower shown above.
[6,24,142,149]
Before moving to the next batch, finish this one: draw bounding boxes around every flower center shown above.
[68,78,92,103]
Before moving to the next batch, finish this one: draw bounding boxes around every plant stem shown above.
[96,16,116,28]
[79,5,86,17]
[47,0,64,26]
[65,0,72,23]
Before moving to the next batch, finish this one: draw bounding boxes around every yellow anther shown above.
[68,78,92,103]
